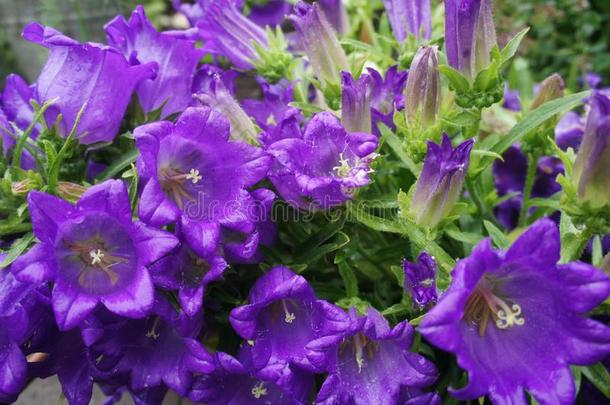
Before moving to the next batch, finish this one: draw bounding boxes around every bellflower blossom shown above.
[306,307,439,405]
[318,0,350,36]
[134,107,271,259]
[192,64,239,96]
[266,112,378,210]
[410,134,474,228]
[248,0,293,28]
[22,23,157,145]
[420,219,610,404]
[383,0,432,42]
[368,66,408,135]
[341,71,372,134]
[573,92,610,208]
[242,78,300,133]
[555,111,585,151]
[502,84,521,112]
[105,5,204,117]
[403,252,438,309]
[230,266,351,373]
[11,180,179,330]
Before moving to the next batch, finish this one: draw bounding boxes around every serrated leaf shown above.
[438,64,470,93]
[483,220,510,249]
[0,233,35,269]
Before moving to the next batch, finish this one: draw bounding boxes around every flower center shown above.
[333,153,351,177]
[251,381,268,399]
[159,166,201,209]
[146,317,161,340]
[464,287,525,337]
[340,333,379,374]
[64,240,127,286]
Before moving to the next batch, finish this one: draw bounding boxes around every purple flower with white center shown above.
[188,347,314,404]
[410,134,474,228]
[242,78,299,133]
[260,108,303,146]
[289,1,349,87]
[11,180,179,330]
[341,71,372,134]
[306,307,438,405]
[150,243,228,316]
[195,75,260,145]
[502,84,521,112]
[444,0,497,79]
[368,66,408,135]
[197,0,268,70]
[383,0,432,42]
[230,266,351,373]
[573,92,610,208]
[555,111,585,151]
[22,23,157,145]
[105,5,204,117]
[404,46,440,126]
[493,146,563,230]
[266,112,378,210]
[134,107,271,258]
[318,0,350,36]
[419,219,610,405]
[403,252,438,309]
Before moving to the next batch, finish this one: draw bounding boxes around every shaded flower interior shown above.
[339,333,380,373]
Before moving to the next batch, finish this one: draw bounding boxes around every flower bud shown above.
[318,0,351,37]
[11,179,38,196]
[289,1,349,87]
[572,92,610,208]
[530,74,565,110]
[383,0,432,42]
[445,0,497,79]
[411,134,474,227]
[341,72,372,134]
[404,46,440,126]
[57,181,87,202]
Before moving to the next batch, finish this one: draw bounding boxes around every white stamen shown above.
[282,300,296,323]
[89,249,104,265]
[251,382,268,399]
[185,168,202,184]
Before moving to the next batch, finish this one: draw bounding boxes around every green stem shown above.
[518,153,538,228]
[12,99,57,168]
[465,176,500,228]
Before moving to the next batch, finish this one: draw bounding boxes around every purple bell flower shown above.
[573,92,610,208]
[242,78,300,133]
[192,64,239,97]
[318,0,350,36]
[248,1,293,28]
[444,0,497,79]
[502,84,521,112]
[22,23,157,145]
[11,180,179,330]
[341,71,372,134]
[306,307,439,405]
[404,46,440,126]
[555,111,585,151]
[172,0,213,26]
[403,252,438,309]
[383,0,432,42]
[105,5,204,117]
[368,66,408,136]
[410,134,474,228]
[419,219,610,405]
[266,112,378,210]
[134,107,271,259]
[230,266,351,373]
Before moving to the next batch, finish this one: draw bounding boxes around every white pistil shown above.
[89,249,104,265]
[185,168,202,184]
[282,300,296,324]
[483,293,525,330]
[333,153,351,178]
[251,381,268,399]
[353,334,365,373]
[146,317,161,340]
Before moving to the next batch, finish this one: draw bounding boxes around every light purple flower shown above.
[419,219,610,405]
[266,112,378,210]
[383,0,432,42]
[341,71,372,134]
[403,252,438,309]
[411,134,474,227]
[306,307,438,405]
[404,46,440,126]
[134,107,271,259]
[105,5,204,117]
[318,0,350,36]
[22,23,157,145]
[11,180,178,330]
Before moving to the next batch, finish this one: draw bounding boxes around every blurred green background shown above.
[1,0,610,89]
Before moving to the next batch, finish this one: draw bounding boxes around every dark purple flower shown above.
[341,71,372,134]
[573,92,610,208]
[134,107,271,259]
[583,72,603,89]
[242,78,299,133]
[368,66,408,135]
[188,347,314,404]
[266,112,378,210]
[411,134,474,227]
[11,180,178,330]
[403,252,438,309]
[555,111,584,151]
[383,0,432,42]
[444,0,497,79]
[192,64,239,96]
[230,266,351,373]
[306,307,438,405]
[404,46,440,126]
[289,1,349,87]
[22,23,157,145]
[318,0,350,36]
[502,84,521,112]
[420,219,610,404]
[172,0,212,26]
[105,5,204,117]
[197,0,268,70]
[248,0,292,28]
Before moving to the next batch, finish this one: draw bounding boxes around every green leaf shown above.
[293,212,346,262]
[483,220,510,249]
[581,363,610,399]
[96,148,140,182]
[390,264,405,287]
[287,102,325,116]
[337,261,359,297]
[592,235,603,268]
[379,124,420,175]
[499,27,530,68]
[445,227,483,245]
[0,233,35,269]
[438,64,470,93]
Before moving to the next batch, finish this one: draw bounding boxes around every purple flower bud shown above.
[530,73,565,110]
[341,72,372,134]
[23,22,157,145]
[403,252,438,308]
[411,134,474,227]
[383,0,432,42]
[573,92,610,208]
[404,46,440,126]
[289,1,349,86]
[444,0,497,79]
[318,0,350,36]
